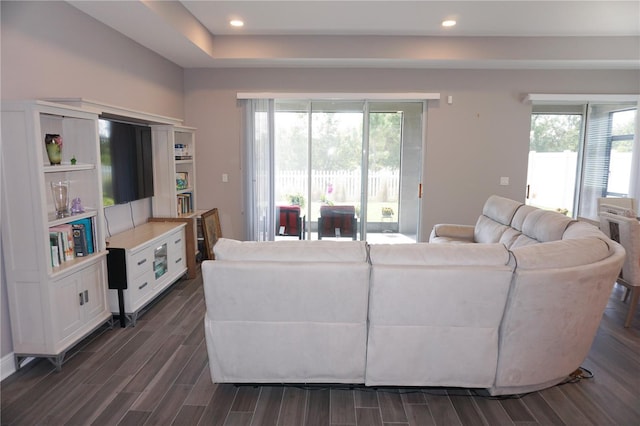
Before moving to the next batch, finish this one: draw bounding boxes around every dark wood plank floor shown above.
[2,267,639,425]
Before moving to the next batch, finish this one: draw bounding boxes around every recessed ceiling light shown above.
[442,20,457,28]
[230,19,244,28]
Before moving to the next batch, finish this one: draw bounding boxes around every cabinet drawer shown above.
[128,248,153,279]
[168,230,186,269]
[128,271,154,308]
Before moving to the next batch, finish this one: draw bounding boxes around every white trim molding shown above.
[237,92,441,101]
[524,94,640,104]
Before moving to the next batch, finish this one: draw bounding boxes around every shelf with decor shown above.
[1,100,112,371]
[152,125,201,268]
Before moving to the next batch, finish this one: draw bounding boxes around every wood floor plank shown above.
[539,386,592,425]
[305,388,330,426]
[448,390,487,426]
[330,389,356,425]
[172,405,206,425]
[184,365,218,407]
[129,344,195,412]
[354,389,379,408]
[122,334,185,393]
[403,404,436,426]
[251,386,284,426]
[556,383,616,426]
[90,391,140,425]
[278,387,307,426]
[377,390,407,423]
[424,391,462,426]
[518,393,564,425]
[117,410,151,426]
[225,412,254,426]
[499,398,536,424]
[64,374,133,425]
[471,396,514,426]
[144,383,193,425]
[355,407,383,426]
[198,383,238,426]
[84,331,154,385]
[400,389,426,405]
[175,340,209,385]
[232,385,261,412]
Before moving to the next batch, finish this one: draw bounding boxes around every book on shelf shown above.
[177,192,193,215]
[49,224,74,263]
[70,218,94,254]
[176,172,189,190]
[49,233,61,267]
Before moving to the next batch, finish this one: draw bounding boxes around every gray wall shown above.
[184,68,639,242]
[1,1,184,360]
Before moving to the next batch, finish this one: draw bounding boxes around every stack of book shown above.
[177,192,193,215]
[49,218,95,267]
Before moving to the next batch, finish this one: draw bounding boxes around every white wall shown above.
[0,1,184,361]
[184,68,640,242]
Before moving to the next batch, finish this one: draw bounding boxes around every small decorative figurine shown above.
[70,197,84,214]
[70,155,77,165]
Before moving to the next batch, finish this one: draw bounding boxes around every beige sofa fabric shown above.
[366,243,513,387]
[201,196,624,396]
[203,239,370,383]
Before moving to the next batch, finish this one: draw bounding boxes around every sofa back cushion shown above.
[510,238,611,270]
[213,238,368,263]
[369,242,511,266]
[473,195,523,243]
[509,209,574,248]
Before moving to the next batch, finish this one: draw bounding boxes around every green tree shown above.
[530,114,581,152]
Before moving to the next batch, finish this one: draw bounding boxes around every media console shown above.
[106,222,187,327]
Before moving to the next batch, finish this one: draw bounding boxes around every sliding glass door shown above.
[273,99,423,242]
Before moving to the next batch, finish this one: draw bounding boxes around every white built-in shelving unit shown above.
[1,100,112,370]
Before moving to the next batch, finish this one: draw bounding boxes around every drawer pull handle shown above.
[137,259,147,266]
[175,258,183,263]
[84,290,89,303]
[175,238,182,244]
[79,293,84,306]
[138,282,148,290]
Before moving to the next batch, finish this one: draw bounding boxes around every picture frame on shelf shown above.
[201,208,222,260]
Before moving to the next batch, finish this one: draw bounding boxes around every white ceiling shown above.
[68,0,640,69]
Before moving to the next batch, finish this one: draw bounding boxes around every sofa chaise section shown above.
[366,243,514,388]
[201,238,370,384]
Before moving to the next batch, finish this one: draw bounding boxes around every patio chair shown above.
[318,205,357,240]
[276,205,305,239]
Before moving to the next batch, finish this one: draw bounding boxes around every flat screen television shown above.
[99,118,154,206]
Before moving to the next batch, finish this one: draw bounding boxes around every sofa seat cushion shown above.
[214,237,368,262]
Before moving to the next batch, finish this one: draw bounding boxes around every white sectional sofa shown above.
[201,196,625,395]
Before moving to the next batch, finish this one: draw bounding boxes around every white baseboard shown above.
[1,353,33,381]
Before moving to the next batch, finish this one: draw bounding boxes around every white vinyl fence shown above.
[276,170,400,203]
[527,151,631,213]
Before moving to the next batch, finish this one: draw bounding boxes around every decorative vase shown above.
[51,180,70,218]
[45,134,62,165]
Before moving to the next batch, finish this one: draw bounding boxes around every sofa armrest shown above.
[429,224,475,242]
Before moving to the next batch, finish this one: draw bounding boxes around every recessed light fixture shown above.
[442,20,457,28]
[230,19,244,28]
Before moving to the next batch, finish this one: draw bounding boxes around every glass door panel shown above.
[366,102,422,243]
[527,112,583,216]
[311,101,364,240]
[274,100,309,238]
[272,99,424,242]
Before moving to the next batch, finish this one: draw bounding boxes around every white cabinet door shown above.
[52,274,84,343]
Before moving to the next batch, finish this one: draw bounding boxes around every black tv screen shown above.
[100,118,154,206]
